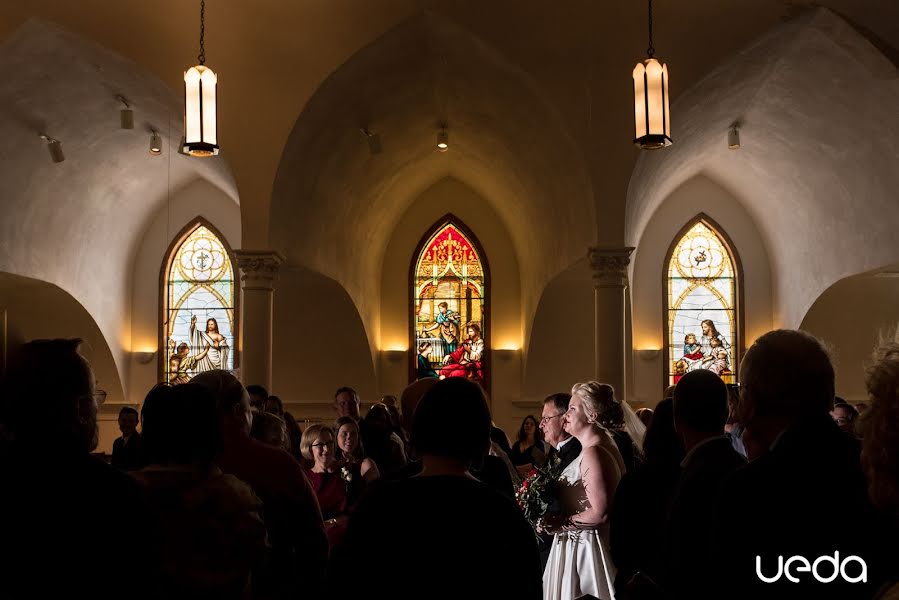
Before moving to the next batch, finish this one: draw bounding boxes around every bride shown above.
[543,381,631,600]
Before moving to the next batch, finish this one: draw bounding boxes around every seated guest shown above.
[283,411,304,462]
[610,397,684,596]
[831,399,860,436]
[0,339,155,600]
[335,416,380,488]
[329,377,542,599]
[191,370,327,599]
[246,384,268,412]
[510,414,546,478]
[111,405,147,471]
[859,343,899,598]
[723,383,747,457]
[251,410,289,451]
[301,424,351,548]
[711,330,884,600]
[264,394,284,416]
[334,386,361,421]
[362,403,407,475]
[635,407,654,428]
[664,370,746,599]
[135,383,266,599]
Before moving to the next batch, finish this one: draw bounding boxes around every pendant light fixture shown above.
[183,0,219,157]
[632,0,672,149]
[436,126,448,152]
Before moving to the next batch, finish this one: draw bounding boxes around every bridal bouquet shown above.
[515,454,563,531]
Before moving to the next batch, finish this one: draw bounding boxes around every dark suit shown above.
[538,436,583,568]
[664,435,745,599]
[710,415,890,600]
[111,432,146,471]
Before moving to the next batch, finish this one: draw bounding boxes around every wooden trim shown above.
[661,213,745,391]
[158,217,241,383]
[407,214,492,399]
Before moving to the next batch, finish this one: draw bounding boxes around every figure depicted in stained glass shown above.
[683,333,703,361]
[439,322,485,380]
[417,342,438,378]
[189,315,230,373]
[421,302,460,353]
[699,319,730,357]
[168,337,211,385]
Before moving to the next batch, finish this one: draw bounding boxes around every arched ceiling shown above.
[0,20,237,387]
[4,1,897,249]
[270,14,594,351]
[626,8,899,329]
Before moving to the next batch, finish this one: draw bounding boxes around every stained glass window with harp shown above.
[666,218,739,386]
[163,222,236,384]
[413,221,487,384]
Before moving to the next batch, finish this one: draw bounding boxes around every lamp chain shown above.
[198,0,206,65]
[647,0,655,58]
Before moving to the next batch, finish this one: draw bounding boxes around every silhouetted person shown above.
[111,405,147,471]
[711,330,884,600]
[610,398,683,597]
[0,339,155,600]
[664,370,745,599]
[191,370,327,600]
[246,384,268,412]
[135,383,266,599]
[329,377,541,599]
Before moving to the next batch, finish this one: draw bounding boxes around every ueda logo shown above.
[756,552,867,583]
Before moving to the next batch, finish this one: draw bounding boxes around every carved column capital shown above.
[588,246,635,288]
[234,250,286,290]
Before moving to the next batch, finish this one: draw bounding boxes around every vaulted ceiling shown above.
[3,0,896,249]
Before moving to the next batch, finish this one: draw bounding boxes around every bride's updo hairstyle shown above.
[411,377,491,466]
[571,381,624,429]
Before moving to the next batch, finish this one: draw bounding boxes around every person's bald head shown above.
[400,378,438,437]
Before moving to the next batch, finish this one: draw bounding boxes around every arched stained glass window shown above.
[161,220,237,384]
[412,217,489,385]
[666,216,741,386]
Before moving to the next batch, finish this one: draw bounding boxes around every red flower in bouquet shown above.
[515,464,558,532]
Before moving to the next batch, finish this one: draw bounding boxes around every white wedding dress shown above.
[543,448,622,600]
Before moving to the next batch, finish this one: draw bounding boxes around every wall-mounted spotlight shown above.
[360,128,382,155]
[116,95,134,129]
[728,123,741,149]
[437,126,448,152]
[40,134,65,163]
[149,129,162,155]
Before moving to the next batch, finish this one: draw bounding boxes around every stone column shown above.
[588,246,635,398]
[234,250,284,390]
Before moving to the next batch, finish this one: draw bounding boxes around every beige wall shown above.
[800,274,899,403]
[629,175,774,406]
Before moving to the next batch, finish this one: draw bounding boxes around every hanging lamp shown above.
[633,0,672,149]
[183,0,219,157]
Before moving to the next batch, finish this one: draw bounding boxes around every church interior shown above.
[1,0,898,454]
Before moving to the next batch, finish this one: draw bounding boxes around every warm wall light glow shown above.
[382,345,409,353]
[495,344,521,352]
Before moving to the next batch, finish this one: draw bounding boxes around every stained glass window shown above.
[666,218,739,386]
[162,222,236,384]
[412,220,487,385]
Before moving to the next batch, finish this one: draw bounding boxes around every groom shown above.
[537,392,583,568]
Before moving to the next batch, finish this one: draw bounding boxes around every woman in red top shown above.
[301,424,349,548]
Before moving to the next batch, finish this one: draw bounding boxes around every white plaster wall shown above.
[128,178,241,405]
[0,21,237,400]
[800,272,899,403]
[626,9,899,331]
[629,175,774,405]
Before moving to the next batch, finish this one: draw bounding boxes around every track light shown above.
[40,135,65,163]
[116,95,134,129]
[728,124,740,149]
[437,127,448,152]
[149,130,162,155]
[361,128,382,155]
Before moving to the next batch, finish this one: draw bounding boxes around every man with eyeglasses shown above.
[537,392,583,568]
